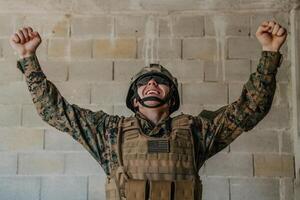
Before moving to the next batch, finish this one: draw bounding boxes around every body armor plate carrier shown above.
[105,114,202,200]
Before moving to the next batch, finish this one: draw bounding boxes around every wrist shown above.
[19,52,35,59]
[262,46,279,52]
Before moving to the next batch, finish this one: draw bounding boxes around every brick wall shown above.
[0,0,298,199]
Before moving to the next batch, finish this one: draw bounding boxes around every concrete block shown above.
[0,60,22,81]
[65,152,102,175]
[93,38,136,59]
[172,104,204,117]
[0,152,17,174]
[225,59,251,82]
[228,37,261,59]
[159,59,204,82]
[0,176,40,200]
[0,14,14,37]
[22,15,69,38]
[138,38,181,59]
[183,38,217,60]
[230,129,279,153]
[88,174,107,200]
[205,15,250,36]
[273,83,289,106]
[22,105,48,128]
[203,60,222,82]
[71,16,113,37]
[0,81,32,104]
[228,82,244,103]
[41,60,69,81]
[115,15,147,37]
[71,39,93,59]
[0,38,18,59]
[254,154,294,177]
[41,176,87,200]
[182,82,227,105]
[230,178,279,200]
[69,60,113,81]
[0,128,44,151]
[204,152,253,176]
[280,178,294,200]
[54,81,91,105]
[0,105,21,127]
[114,60,145,81]
[255,106,290,130]
[281,130,293,154]
[71,0,109,13]
[18,152,64,175]
[160,15,204,37]
[139,0,199,11]
[45,128,85,151]
[91,82,128,105]
[202,177,229,200]
[48,38,70,58]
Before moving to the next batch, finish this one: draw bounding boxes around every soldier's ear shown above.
[133,98,139,108]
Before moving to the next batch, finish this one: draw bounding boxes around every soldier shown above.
[9,21,287,200]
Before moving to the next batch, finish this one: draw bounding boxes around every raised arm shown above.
[9,27,119,173]
[196,21,287,160]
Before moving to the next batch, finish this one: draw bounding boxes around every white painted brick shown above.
[0,81,32,104]
[113,105,134,116]
[88,174,107,200]
[205,15,250,36]
[45,128,85,151]
[182,82,227,105]
[254,154,294,177]
[172,104,204,117]
[71,39,93,59]
[204,152,253,176]
[202,177,229,200]
[203,60,222,82]
[0,105,21,127]
[0,152,17,174]
[0,176,40,200]
[69,60,113,81]
[159,59,204,82]
[54,81,91,105]
[40,60,69,81]
[65,152,102,175]
[280,178,294,200]
[139,0,200,11]
[91,82,128,105]
[281,130,293,154]
[228,37,261,59]
[138,38,181,59]
[18,152,64,175]
[0,60,22,82]
[0,128,44,151]
[225,59,251,82]
[114,60,145,81]
[115,15,147,37]
[160,15,204,37]
[230,178,280,200]
[41,176,88,200]
[0,14,14,37]
[230,129,279,153]
[183,38,217,60]
[48,38,70,58]
[71,16,113,37]
[22,105,48,128]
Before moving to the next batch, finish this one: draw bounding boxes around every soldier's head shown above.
[126,64,180,114]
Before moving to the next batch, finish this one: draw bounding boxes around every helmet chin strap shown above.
[136,93,172,109]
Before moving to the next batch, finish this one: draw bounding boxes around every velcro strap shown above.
[125,180,147,200]
[174,180,194,200]
[150,180,172,200]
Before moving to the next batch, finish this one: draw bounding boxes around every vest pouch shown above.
[125,179,147,200]
[174,180,194,200]
[105,178,120,200]
[150,180,172,200]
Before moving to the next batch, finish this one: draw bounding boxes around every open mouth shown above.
[145,90,160,95]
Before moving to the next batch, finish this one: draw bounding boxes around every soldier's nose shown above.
[147,79,158,86]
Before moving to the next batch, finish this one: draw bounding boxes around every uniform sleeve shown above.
[17,54,120,173]
[196,51,282,160]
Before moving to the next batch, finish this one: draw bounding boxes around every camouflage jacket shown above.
[17,51,282,175]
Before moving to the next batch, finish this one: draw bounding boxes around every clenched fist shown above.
[256,21,287,52]
[9,27,42,59]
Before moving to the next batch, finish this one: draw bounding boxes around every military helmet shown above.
[126,64,180,113]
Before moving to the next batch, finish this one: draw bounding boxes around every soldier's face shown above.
[134,78,170,108]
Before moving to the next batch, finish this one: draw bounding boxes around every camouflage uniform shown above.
[17,51,282,198]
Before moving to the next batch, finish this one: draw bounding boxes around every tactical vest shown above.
[105,114,202,200]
